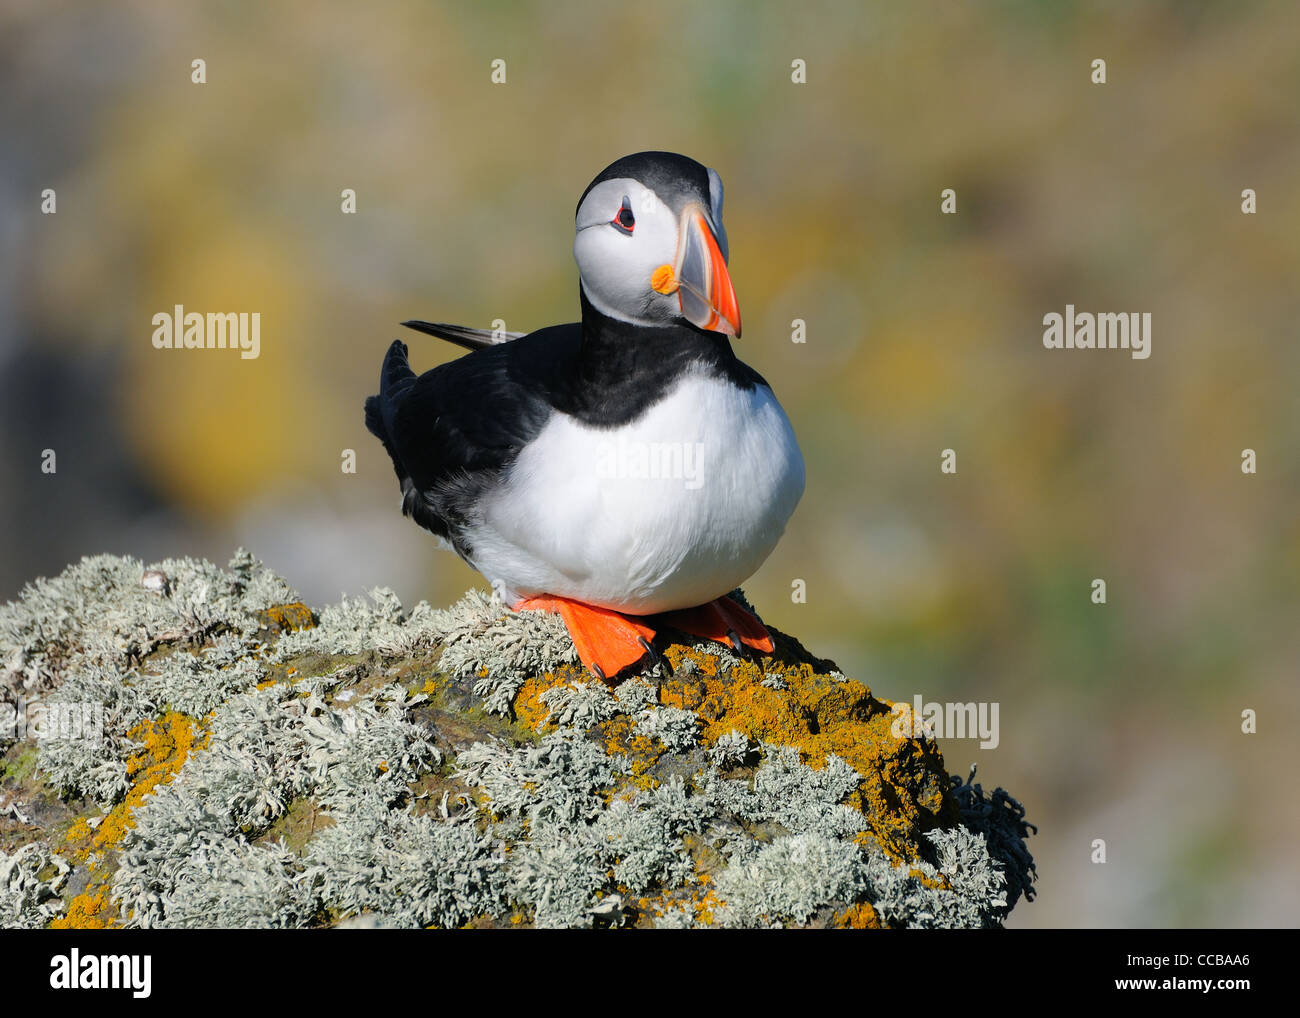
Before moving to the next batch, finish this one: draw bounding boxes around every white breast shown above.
[466,367,805,613]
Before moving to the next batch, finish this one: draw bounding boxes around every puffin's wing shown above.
[364,326,578,546]
[401,319,525,351]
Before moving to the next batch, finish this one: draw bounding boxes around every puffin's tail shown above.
[364,340,416,482]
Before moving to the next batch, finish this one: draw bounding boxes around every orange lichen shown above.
[93,712,201,853]
[511,672,570,731]
[51,889,116,930]
[256,602,316,632]
[600,715,663,790]
[63,817,93,847]
[510,670,674,788]
[51,711,206,928]
[500,634,953,860]
[834,902,882,929]
[662,643,955,861]
[907,867,952,892]
[693,888,721,926]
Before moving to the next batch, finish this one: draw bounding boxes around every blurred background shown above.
[1,0,1297,927]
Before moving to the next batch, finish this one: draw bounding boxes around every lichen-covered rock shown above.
[0,552,1036,929]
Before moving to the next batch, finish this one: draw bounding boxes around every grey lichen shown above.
[456,732,623,829]
[433,590,579,715]
[113,679,444,928]
[539,680,620,730]
[0,843,69,929]
[612,676,657,714]
[707,729,753,768]
[1,550,294,707]
[705,744,866,840]
[599,777,708,894]
[456,733,708,927]
[305,787,508,929]
[705,750,1025,929]
[634,705,699,752]
[131,634,266,718]
[5,550,294,808]
[1,552,1037,929]
[116,823,318,930]
[714,832,867,927]
[272,588,430,659]
[950,765,1038,911]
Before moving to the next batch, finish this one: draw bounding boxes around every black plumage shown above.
[363,292,764,560]
[576,151,712,217]
[399,320,522,351]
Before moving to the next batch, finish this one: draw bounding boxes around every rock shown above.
[0,551,1036,929]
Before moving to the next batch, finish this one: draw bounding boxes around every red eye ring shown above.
[611,196,634,235]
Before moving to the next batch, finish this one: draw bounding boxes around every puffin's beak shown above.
[674,205,741,338]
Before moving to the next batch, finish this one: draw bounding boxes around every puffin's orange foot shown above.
[655,595,775,655]
[514,595,657,682]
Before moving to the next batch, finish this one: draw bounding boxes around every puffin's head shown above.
[573,151,741,338]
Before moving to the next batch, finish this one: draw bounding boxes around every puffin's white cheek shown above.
[576,234,625,302]
[577,232,656,306]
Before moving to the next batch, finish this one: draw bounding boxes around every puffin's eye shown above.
[611,196,635,235]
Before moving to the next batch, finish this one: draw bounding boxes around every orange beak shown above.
[674,205,741,338]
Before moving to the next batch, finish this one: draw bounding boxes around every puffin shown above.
[365,151,804,680]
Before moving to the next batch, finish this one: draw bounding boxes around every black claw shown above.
[591,663,606,683]
[726,629,745,654]
[638,635,674,679]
